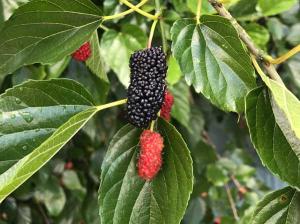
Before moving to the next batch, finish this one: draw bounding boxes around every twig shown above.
[155,0,168,53]
[196,0,202,24]
[207,0,283,83]
[35,200,50,224]
[224,184,239,221]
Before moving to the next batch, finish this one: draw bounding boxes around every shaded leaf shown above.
[245,87,300,189]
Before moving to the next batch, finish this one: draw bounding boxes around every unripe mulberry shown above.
[127,47,167,128]
[138,130,164,180]
[72,42,91,61]
[160,90,174,121]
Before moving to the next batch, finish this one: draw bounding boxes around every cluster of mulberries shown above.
[126,47,167,128]
[72,42,91,61]
[138,130,164,180]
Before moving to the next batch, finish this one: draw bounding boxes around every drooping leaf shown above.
[0,0,102,78]
[257,66,300,162]
[101,24,147,87]
[251,187,300,224]
[258,0,298,16]
[171,16,256,113]
[245,87,300,189]
[86,31,108,83]
[0,79,102,203]
[99,119,193,224]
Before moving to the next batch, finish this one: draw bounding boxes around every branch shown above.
[207,0,283,83]
[224,184,239,221]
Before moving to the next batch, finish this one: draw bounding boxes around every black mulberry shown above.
[127,47,167,128]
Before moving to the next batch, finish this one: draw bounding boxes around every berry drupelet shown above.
[127,47,168,128]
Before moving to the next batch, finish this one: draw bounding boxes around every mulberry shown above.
[138,130,164,180]
[127,47,167,128]
[160,90,174,121]
[72,42,91,61]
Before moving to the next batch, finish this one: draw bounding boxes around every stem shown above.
[96,99,127,111]
[207,0,283,84]
[196,0,202,24]
[224,184,239,221]
[99,24,109,31]
[266,44,300,65]
[155,0,168,53]
[148,15,160,48]
[120,0,158,20]
[102,0,148,21]
[251,54,284,85]
[150,120,155,131]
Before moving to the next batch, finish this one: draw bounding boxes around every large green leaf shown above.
[0,0,102,78]
[245,87,300,189]
[257,66,300,161]
[258,0,298,16]
[0,79,101,203]
[99,119,193,224]
[171,16,256,113]
[101,24,147,87]
[251,187,300,224]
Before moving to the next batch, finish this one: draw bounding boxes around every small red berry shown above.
[214,217,221,224]
[72,42,91,61]
[138,130,164,180]
[160,90,174,121]
[64,161,73,170]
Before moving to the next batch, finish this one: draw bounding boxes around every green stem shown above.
[96,99,127,111]
[155,0,168,53]
[120,0,158,20]
[148,16,160,48]
[196,0,202,24]
[102,0,149,21]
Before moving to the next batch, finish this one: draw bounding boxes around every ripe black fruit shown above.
[127,47,167,128]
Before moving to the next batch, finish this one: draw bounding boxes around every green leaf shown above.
[171,16,256,113]
[99,119,193,224]
[230,0,259,21]
[86,31,108,82]
[206,164,229,186]
[101,24,147,87]
[183,198,206,224]
[251,187,300,224]
[258,69,300,164]
[243,23,270,50]
[169,80,191,127]
[166,56,182,86]
[0,79,100,203]
[35,176,66,217]
[258,0,298,16]
[46,56,71,79]
[245,87,300,189]
[0,0,102,78]
[62,170,86,199]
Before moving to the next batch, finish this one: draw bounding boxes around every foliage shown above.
[0,0,300,223]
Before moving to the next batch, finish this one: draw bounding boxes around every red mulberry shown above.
[72,42,91,61]
[138,130,164,180]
